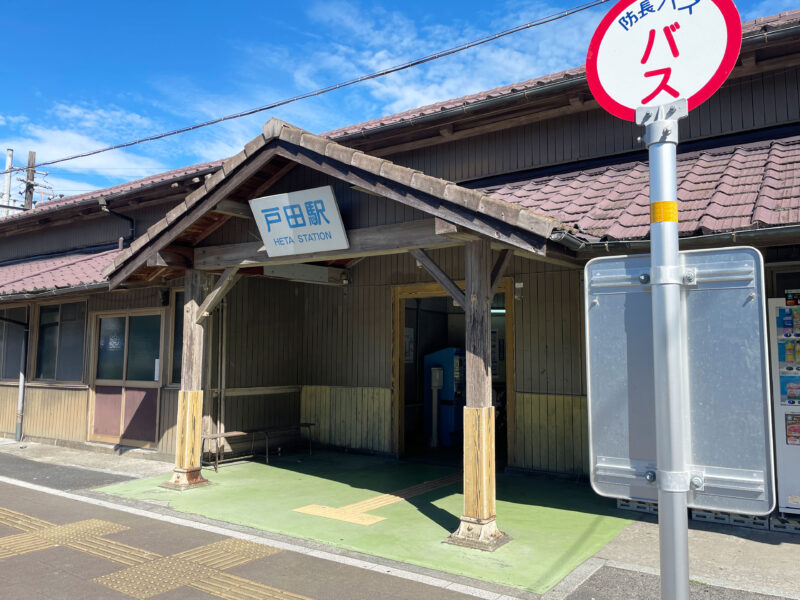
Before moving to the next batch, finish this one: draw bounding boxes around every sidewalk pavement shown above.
[0,440,797,600]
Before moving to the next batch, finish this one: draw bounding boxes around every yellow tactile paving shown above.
[177,538,281,569]
[0,506,309,600]
[294,472,462,525]
[0,506,52,532]
[193,571,313,600]
[95,555,221,599]
[68,536,162,566]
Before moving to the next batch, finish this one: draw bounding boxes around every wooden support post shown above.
[447,239,509,551]
[162,269,215,490]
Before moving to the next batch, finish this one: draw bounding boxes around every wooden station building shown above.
[0,10,798,547]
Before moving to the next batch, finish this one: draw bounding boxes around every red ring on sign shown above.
[586,0,742,121]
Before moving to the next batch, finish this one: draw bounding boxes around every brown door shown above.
[91,313,162,447]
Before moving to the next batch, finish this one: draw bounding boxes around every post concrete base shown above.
[444,516,511,551]
[160,467,211,491]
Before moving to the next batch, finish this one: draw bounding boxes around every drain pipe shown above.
[98,197,135,242]
[15,322,27,441]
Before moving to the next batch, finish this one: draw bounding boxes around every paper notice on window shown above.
[154,358,160,381]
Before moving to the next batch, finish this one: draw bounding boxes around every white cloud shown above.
[1,0,611,189]
[0,125,167,179]
[50,103,156,138]
[297,0,605,117]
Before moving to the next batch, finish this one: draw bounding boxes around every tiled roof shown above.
[0,248,120,298]
[323,10,800,140]
[104,118,561,282]
[482,136,800,241]
[0,160,223,224]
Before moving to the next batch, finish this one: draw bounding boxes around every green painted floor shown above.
[98,452,631,594]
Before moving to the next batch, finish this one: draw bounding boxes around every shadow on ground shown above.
[98,450,631,594]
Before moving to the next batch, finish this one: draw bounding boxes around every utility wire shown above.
[3,0,608,175]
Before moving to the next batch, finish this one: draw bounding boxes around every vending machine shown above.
[769,297,800,514]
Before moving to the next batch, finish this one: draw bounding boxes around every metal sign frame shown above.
[585,246,775,516]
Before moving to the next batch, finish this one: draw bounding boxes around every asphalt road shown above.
[0,451,134,490]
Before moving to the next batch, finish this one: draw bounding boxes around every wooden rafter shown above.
[272,142,548,257]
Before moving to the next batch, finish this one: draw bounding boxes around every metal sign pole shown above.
[636,99,690,600]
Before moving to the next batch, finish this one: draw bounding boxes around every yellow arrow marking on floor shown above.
[0,506,311,600]
[294,472,462,525]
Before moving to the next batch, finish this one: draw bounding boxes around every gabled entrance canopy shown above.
[103,118,572,289]
[108,118,573,545]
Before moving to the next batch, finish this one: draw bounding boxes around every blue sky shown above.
[0,0,789,201]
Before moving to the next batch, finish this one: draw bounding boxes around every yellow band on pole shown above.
[651,201,678,223]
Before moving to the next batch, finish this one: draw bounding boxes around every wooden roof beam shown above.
[273,142,550,257]
[146,246,193,268]
[193,219,460,270]
[435,217,480,242]
[211,199,252,219]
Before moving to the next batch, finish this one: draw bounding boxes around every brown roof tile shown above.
[0,248,120,298]
[0,161,223,225]
[479,135,800,241]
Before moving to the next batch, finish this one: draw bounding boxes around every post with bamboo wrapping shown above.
[162,269,214,490]
[446,239,510,550]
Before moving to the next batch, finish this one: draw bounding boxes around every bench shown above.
[201,422,315,472]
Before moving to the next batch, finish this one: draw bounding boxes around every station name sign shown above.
[249,185,350,257]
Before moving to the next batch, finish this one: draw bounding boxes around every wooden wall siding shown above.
[513,393,589,475]
[223,277,303,388]
[509,257,588,475]
[389,67,800,184]
[22,387,88,443]
[301,283,391,388]
[222,391,300,430]
[157,387,179,456]
[0,202,180,262]
[88,288,165,312]
[513,261,585,396]
[0,384,16,434]
[300,386,392,453]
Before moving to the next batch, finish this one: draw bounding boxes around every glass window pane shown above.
[171,291,184,384]
[56,302,86,381]
[97,317,126,380]
[127,315,161,381]
[3,307,26,380]
[35,305,59,380]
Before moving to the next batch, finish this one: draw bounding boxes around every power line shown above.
[2,0,608,176]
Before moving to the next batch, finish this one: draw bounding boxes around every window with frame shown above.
[35,301,87,382]
[0,306,28,380]
[95,313,162,383]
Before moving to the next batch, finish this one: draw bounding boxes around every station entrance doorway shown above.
[395,280,514,465]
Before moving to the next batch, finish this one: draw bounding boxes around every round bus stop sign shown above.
[586,0,741,121]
